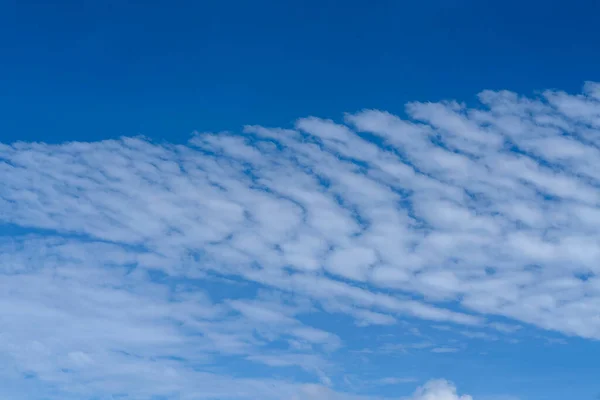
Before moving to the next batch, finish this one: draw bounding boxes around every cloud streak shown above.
[1,82,599,398]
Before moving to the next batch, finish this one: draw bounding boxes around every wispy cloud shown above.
[2,82,600,398]
[430,347,461,354]
[375,377,418,385]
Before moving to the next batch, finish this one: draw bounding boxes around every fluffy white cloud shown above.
[1,82,599,398]
[408,380,472,400]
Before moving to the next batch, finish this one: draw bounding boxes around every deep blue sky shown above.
[1,0,599,143]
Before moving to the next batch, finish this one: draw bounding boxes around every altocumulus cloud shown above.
[1,82,600,398]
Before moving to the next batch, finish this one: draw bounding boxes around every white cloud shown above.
[408,380,473,400]
[430,347,460,354]
[2,82,600,398]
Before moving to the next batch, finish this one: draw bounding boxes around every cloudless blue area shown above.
[1,0,600,143]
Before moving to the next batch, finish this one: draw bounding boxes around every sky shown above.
[1,1,600,400]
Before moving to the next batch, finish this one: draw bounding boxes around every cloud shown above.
[1,82,600,398]
[408,380,472,400]
[430,347,460,353]
[376,377,418,385]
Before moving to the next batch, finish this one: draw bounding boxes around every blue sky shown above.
[2,1,600,400]
[2,0,600,143]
